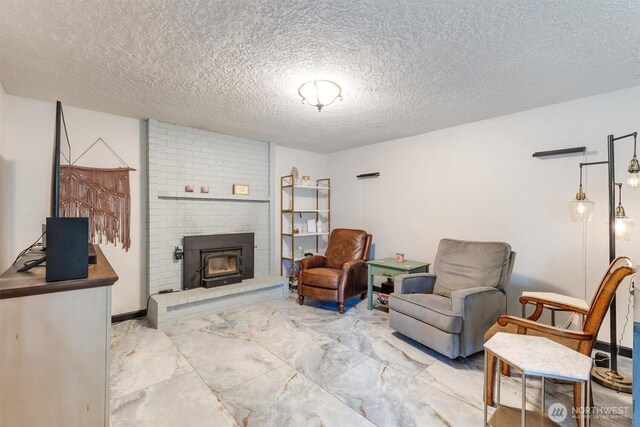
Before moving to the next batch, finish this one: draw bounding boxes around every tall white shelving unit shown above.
[280,175,331,288]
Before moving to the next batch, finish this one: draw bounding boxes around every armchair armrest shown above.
[299,255,326,270]
[497,315,594,341]
[394,273,436,294]
[342,259,366,273]
[519,292,589,316]
[451,287,504,315]
[450,287,507,356]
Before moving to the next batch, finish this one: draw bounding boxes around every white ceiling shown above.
[1,1,639,153]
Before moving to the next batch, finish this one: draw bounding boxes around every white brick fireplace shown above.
[146,119,286,328]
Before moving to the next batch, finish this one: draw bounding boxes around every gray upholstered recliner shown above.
[389,239,515,359]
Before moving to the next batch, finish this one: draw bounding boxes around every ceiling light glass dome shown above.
[298,80,342,111]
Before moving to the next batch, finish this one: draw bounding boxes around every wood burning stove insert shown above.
[183,233,254,289]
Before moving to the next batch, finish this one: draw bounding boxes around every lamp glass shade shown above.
[569,198,594,222]
[298,80,342,110]
[628,172,640,188]
[615,217,635,241]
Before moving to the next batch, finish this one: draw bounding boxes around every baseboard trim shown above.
[594,340,632,359]
[112,309,147,324]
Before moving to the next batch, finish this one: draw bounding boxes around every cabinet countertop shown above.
[0,245,118,300]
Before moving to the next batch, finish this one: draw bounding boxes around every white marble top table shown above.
[484,332,592,382]
[521,291,589,311]
[484,333,593,426]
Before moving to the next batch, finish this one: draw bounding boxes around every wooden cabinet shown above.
[280,175,331,288]
[0,246,118,427]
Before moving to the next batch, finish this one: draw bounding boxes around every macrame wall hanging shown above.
[60,137,135,251]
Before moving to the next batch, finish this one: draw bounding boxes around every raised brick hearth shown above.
[148,276,287,329]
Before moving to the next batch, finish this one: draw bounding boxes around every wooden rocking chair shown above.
[484,257,635,425]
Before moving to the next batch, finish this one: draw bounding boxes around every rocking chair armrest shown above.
[496,315,594,341]
[519,294,589,316]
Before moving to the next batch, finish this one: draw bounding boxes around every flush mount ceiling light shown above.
[298,80,342,112]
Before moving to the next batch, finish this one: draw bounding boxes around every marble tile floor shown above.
[111,295,632,426]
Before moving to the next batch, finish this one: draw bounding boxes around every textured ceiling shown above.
[1,1,639,153]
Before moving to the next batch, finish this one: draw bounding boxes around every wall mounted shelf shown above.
[532,147,586,158]
[281,184,329,190]
[158,191,270,202]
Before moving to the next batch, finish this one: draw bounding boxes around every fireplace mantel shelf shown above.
[158,191,270,202]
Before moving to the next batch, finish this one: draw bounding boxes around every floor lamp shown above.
[569,132,638,393]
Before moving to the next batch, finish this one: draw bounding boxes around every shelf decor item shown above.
[301,176,311,186]
[185,184,194,192]
[200,185,209,193]
[307,219,316,233]
[232,184,249,195]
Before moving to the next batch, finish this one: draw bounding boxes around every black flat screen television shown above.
[51,100,62,217]
[16,100,64,273]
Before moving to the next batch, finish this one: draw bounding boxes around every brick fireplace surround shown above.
[146,120,286,329]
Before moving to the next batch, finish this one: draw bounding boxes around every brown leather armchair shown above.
[298,228,372,314]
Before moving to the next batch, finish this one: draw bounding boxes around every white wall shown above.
[0,83,7,270]
[2,95,146,315]
[327,86,640,348]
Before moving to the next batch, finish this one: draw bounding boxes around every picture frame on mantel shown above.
[232,184,250,195]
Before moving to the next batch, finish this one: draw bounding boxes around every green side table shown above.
[366,258,430,310]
